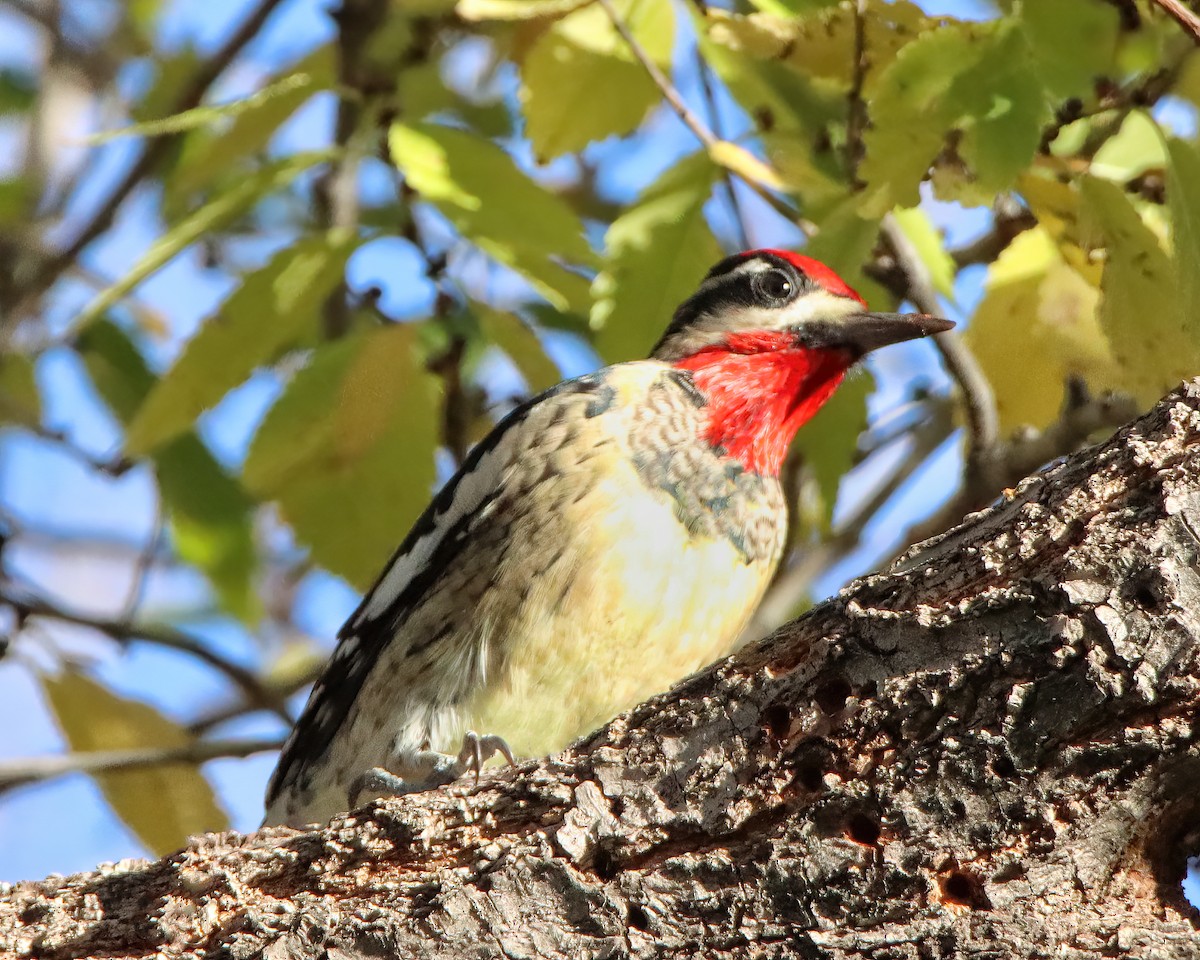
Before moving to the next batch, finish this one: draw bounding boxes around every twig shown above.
[25,424,132,477]
[878,214,1000,490]
[598,0,715,148]
[898,380,1139,549]
[845,0,868,185]
[1,588,293,724]
[317,0,391,340]
[118,502,163,624]
[695,50,750,251]
[11,0,289,317]
[1151,0,1200,43]
[0,737,280,792]
[188,664,321,736]
[949,200,1037,268]
[748,399,955,636]
[598,0,809,231]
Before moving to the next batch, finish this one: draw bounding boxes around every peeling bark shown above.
[4,382,1200,960]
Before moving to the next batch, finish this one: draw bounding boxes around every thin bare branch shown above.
[949,200,1037,268]
[749,399,954,636]
[599,0,808,231]
[879,214,1000,490]
[23,423,132,476]
[845,0,868,184]
[695,49,750,251]
[897,380,1140,553]
[117,501,163,624]
[1151,0,1200,43]
[0,588,293,725]
[0,737,280,792]
[597,0,715,148]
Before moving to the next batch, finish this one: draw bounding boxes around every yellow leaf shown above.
[244,326,440,588]
[520,0,671,159]
[41,671,228,856]
[708,140,786,192]
[966,227,1118,432]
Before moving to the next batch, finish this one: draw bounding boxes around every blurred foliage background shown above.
[1,0,1199,885]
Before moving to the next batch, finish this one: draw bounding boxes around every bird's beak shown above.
[821,312,955,357]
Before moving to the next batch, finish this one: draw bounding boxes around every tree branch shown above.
[599,0,809,230]
[878,213,1001,496]
[1152,0,1200,44]
[0,738,279,793]
[4,380,1199,958]
[0,588,293,725]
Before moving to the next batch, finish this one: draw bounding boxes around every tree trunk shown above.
[4,382,1200,960]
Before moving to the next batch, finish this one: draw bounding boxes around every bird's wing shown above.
[263,368,632,810]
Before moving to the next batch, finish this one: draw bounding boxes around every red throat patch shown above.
[674,332,853,476]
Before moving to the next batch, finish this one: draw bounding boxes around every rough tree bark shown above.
[4,382,1200,960]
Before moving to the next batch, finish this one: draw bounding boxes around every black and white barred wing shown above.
[262,371,623,824]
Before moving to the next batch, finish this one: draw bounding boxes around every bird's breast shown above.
[465,430,787,756]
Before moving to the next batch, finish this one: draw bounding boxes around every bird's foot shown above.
[347,730,516,810]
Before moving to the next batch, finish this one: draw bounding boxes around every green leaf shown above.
[965,227,1116,432]
[77,320,156,423]
[124,230,360,456]
[889,206,955,299]
[41,670,229,856]
[156,438,259,621]
[1081,176,1200,403]
[475,306,561,391]
[1019,0,1119,100]
[590,152,722,362]
[244,326,439,589]
[706,2,926,92]
[802,195,887,308]
[0,353,40,428]
[88,73,320,145]
[78,321,258,620]
[76,152,329,329]
[457,0,588,20]
[1163,135,1200,337]
[521,0,671,160]
[1090,110,1167,183]
[791,369,871,531]
[860,26,980,213]
[699,6,845,141]
[949,25,1049,204]
[166,46,334,206]
[390,122,594,312]
[0,67,36,115]
[861,21,1049,213]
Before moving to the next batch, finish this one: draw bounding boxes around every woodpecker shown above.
[263,249,952,827]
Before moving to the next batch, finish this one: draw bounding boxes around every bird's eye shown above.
[754,270,794,305]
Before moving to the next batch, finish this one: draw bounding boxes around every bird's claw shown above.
[455,730,516,783]
[346,731,515,811]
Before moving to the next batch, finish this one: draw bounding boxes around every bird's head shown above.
[654,249,953,476]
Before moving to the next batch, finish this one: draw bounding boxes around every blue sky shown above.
[0,0,1195,910]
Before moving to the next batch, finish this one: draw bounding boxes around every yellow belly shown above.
[463,471,774,757]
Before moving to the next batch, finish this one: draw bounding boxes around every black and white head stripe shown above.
[650,249,865,362]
